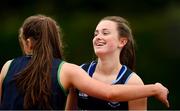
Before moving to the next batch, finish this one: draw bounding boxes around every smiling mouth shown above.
[97,43,104,46]
[96,41,106,46]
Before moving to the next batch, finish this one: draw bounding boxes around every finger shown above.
[165,100,170,108]
[166,90,169,108]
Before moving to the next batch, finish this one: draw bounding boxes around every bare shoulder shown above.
[59,62,85,89]
[126,72,144,85]
[0,60,13,79]
[61,62,82,76]
[61,62,88,81]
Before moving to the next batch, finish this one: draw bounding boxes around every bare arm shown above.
[0,60,13,102]
[60,62,169,108]
[65,88,78,110]
[127,73,147,110]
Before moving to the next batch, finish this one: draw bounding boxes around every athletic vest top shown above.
[78,61,133,110]
[0,56,67,110]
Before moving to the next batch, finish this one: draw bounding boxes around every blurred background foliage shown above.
[0,0,179,109]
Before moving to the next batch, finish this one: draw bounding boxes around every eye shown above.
[94,31,99,37]
[102,31,110,35]
[94,33,97,37]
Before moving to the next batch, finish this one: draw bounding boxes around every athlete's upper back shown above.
[0,56,67,110]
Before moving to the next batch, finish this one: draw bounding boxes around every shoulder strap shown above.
[80,63,91,71]
[115,65,133,84]
[120,67,132,84]
[80,61,97,77]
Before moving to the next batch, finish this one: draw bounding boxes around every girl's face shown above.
[93,20,125,56]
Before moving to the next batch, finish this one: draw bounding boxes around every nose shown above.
[94,33,102,40]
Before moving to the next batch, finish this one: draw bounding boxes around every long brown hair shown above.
[101,16,136,71]
[15,14,63,109]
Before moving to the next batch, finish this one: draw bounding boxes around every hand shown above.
[154,83,169,108]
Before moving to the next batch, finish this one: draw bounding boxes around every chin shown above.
[95,51,106,56]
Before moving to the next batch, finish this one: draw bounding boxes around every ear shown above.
[27,38,33,49]
[26,38,34,54]
[118,37,128,48]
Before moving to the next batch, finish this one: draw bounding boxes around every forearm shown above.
[107,84,157,101]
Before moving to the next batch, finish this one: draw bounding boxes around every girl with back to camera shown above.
[0,14,169,110]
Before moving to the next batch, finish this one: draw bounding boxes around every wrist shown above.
[153,83,160,96]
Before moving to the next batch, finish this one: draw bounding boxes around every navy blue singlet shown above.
[0,56,67,110]
[78,61,133,110]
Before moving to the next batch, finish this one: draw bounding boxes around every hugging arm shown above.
[60,63,169,108]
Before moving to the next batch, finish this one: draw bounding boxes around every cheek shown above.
[92,38,96,47]
[22,41,27,49]
[21,41,28,53]
[92,37,96,43]
[108,40,118,49]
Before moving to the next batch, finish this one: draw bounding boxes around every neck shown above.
[96,57,122,75]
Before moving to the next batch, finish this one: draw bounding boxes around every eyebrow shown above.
[102,28,109,31]
[95,28,109,32]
